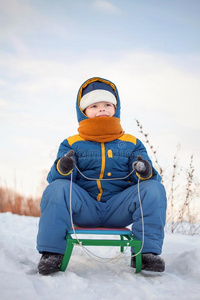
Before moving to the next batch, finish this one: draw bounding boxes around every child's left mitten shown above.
[132,155,152,179]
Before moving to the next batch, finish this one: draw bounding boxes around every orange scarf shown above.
[78,117,124,142]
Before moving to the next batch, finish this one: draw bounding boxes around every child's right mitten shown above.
[57,150,75,175]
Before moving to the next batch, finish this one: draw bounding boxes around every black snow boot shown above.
[131,253,165,272]
[38,252,64,275]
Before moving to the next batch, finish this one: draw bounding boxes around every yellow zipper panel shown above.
[97,143,105,201]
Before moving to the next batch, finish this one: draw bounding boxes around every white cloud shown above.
[0,79,8,87]
[114,53,200,131]
[0,0,32,16]
[0,0,68,55]
[1,51,200,133]
[0,99,8,107]
[92,0,119,14]
[0,0,38,37]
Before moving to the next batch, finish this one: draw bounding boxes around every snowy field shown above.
[1,212,200,300]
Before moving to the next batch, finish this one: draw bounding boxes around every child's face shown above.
[84,101,116,118]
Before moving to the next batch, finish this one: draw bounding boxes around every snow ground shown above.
[0,212,200,300]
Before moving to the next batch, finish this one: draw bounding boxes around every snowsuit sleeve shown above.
[47,139,77,183]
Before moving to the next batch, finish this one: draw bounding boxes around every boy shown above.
[37,77,167,275]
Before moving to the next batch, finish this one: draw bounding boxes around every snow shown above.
[1,212,200,300]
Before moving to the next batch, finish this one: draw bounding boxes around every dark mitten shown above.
[58,150,75,174]
[132,155,152,179]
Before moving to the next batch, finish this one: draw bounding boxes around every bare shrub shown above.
[135,120,200,235]
[136,119,163,180]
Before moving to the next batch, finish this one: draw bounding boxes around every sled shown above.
[60,227,142,273]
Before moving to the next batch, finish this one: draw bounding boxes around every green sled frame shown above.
[60,227,142,273]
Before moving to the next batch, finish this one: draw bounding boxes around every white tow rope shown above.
[69,167,144,263]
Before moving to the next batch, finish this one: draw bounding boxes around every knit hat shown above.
[80,81,117,111]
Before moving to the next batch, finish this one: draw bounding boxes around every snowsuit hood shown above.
[76,77,121,123]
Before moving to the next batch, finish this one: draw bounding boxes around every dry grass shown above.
[0,186,40,217]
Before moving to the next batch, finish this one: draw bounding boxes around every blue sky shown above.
[0,0,200,196]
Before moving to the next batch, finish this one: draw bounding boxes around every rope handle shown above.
[69,166,144,263]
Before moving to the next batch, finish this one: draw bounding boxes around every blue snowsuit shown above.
[37,77,167,255]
